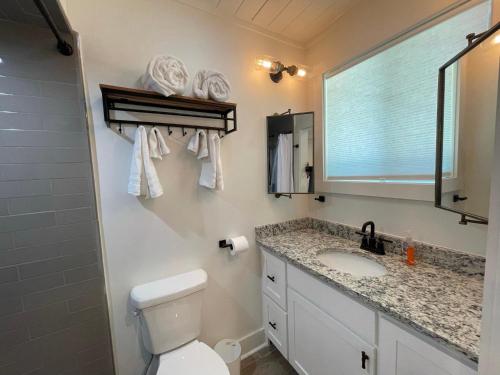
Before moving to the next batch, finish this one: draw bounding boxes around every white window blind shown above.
[324,2,490,181]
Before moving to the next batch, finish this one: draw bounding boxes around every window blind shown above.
[324,2,490,180]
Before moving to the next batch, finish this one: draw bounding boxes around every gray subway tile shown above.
[19,251,97,279]
[0,297,22,316]
[0,94,79,116]
[64,264,100,284]
[0,147,89,164]
[8,196,54,215]
[14,221,98,247]
[0,272,64,299]
[77,340,112,366]
[0,199,7,215]
[0,266,18,283]
[58,237,98,256]
[0,129,88,148]
[0,233,13,250]
[40,81,78,100]
[51,178,90,195]
[0,112,43,130]
[54,194,91,210]
[0,180,51,198]
[42,114,86,132]
[0,76,40,96]
[67,292,104,313]
[28,305,104,339]
[0,327,29,352]
[56,207,93,225]
[0,244,60,267]
[0,162,90,181]
[23,278,103,310]
[0,212,55,233]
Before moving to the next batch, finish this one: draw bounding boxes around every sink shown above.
[316,251,387,277]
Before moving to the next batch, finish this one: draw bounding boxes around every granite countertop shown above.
[256,219,484,364]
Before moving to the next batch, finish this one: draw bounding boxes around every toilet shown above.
[130,269,230,375]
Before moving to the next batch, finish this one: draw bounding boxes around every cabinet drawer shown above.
[287,263,376,345]
[263,294,288,359]
[261,249,287,309]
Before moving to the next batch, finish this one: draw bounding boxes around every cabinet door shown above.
[262,249,287,309]
[287,288,375,375]
[378,316,477,375]
[263,294,288,359]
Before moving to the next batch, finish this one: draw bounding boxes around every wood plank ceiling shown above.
[173,0,359,46]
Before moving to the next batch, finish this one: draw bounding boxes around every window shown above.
[324,2,490,185]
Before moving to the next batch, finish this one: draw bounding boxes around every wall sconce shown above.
[256,55,307,83]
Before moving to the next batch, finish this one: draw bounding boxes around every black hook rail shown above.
[100,84,237,136]
[34,0,73,56]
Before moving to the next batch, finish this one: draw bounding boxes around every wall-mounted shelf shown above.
[100,84,237,135]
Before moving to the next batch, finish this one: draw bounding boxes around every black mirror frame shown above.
[266,111,315,196]
[435,22,500,225]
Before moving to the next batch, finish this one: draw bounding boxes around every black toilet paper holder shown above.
[219,240,233,250]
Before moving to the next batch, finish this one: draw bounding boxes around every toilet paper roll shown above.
[228,236,249,256]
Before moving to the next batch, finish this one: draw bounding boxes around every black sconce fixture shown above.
[256,56,307,83]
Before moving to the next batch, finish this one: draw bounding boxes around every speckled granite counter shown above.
[256,218,484,363]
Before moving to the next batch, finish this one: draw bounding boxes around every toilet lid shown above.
[157,340,230,375]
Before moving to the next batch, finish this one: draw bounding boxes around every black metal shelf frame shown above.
[100,84,237,137]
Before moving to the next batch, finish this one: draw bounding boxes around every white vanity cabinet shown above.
[260,248,477,375]
[378,317,477,375]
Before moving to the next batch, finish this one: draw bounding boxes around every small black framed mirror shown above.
[435,22,500,225]
[267,112,314,195]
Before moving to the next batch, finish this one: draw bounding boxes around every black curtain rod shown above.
[33,0,73,56]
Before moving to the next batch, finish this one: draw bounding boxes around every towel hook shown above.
[167,126,172,135]
[118,122,122,134]
[182,127,187,136]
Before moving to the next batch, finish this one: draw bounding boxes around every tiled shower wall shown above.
[0,20,114,375]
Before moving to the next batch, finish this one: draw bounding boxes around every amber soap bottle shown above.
[405,232,416,266]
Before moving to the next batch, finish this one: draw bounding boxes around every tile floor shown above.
[241,343,297,375]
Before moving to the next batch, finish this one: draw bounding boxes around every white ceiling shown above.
[174,0,360,46]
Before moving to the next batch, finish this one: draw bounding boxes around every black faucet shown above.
[356,221,392,255]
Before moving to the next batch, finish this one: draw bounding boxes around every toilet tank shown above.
[130,269,208,355]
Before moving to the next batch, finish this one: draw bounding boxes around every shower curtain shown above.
[276,133,294,193]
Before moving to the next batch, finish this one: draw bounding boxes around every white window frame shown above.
[317,0,490,201]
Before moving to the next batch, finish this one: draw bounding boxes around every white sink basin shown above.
[317,251,387,278]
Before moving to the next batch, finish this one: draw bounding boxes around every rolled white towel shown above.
[193,70,231,102]
[142,55,189,97]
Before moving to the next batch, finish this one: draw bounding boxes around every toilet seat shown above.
[157,340,229,375]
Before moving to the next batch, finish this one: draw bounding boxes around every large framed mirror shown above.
[267,112,314,195]
[435,22,500,225]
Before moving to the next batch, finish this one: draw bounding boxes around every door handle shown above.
[268,321,277,330]
[267,275,275,282]
[361,351,369,370]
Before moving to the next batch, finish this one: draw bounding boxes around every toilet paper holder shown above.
[219,240,233,250]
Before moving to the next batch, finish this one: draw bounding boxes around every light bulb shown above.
[297,68,307,77]
[255,55,276,72]
[493,34,500,45]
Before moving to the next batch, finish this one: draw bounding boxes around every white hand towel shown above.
[187,129,208,159]
[142,55,189,97]
[200,133,223,190]
[149,127,170,160]
[128,126,164,198]
[193,70,231,102]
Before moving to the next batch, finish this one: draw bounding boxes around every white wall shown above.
[306,0,491,255]
[63,1,309,374]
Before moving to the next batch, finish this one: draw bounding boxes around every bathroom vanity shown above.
[256,218,483,375]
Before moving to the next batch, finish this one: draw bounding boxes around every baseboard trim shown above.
[237,327,267,359]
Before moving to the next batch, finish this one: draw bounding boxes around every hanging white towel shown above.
[192,70,231,102]
[148,127,170,160]
[128,126,164,198]
[142,55,189,97]
[276,133,294,193]
[200,133,223,190]
[187,129,208,159]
